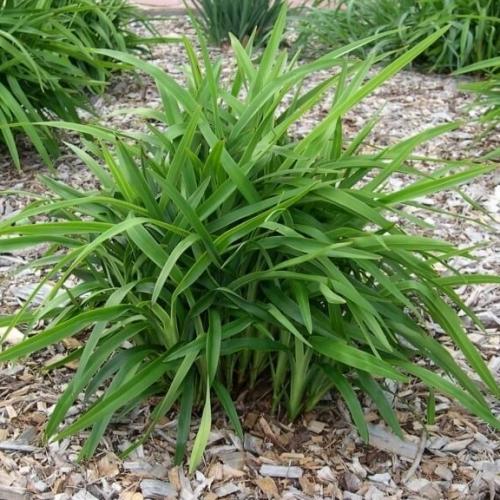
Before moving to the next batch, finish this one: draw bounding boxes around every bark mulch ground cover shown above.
[0,15,499,500]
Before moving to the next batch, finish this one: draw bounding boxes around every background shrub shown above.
[0,0,147,169]
[296,0,500,72]
[0,10,498,471]
[191,0,284,45]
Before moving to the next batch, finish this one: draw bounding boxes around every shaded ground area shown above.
[0,15,499,500]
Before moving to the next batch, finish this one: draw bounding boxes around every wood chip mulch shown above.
[0,15,499,500]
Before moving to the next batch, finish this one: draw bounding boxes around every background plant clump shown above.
[191,0,284,46]
[295,0,500,73]
[455,57,500,147]
[0,0,149,169]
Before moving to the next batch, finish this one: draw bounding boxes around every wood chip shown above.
[407,478,431,493]
[259,464,303,479]
[222,465,245,480]
[0,327,24,345]
[307,420,326,434]
[256,476,279,498]
[369,473,393,486]
[299,476,316,496]
[97,453,120,478]
[0,441,40,453]
[72,491,99,500]
[119,493,143,500]
[0,484,27,500]
[367,424,418,459]
[258,416,285,448]
[218,450,246,470]
[214,483,240,497]
[317,466,336,483]
[140,479,176,498]
[441,438,474,452]
[434,464,453,481]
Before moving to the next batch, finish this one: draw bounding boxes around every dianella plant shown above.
[296,0,500,72]
[0,8,498,472]
[456,57,500,148]
[0,0,149,169]
[191,0,284,45]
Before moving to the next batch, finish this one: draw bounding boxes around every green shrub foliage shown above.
[0,0,146,169]
[456,58,500,144]
[296,0,500,72]
[0,9,498,472]
[191,0,284,45]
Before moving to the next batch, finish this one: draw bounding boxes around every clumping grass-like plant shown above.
[0,9,499,472]
[296,0,500,72]
[0,0,149,169]
[191,0,284,45]
[456,57,500,138]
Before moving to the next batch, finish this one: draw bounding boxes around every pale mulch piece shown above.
[0,15,499,500]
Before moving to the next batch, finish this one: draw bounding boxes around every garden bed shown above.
[0,15,499,500]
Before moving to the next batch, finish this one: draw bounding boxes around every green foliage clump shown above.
[191,0,284,45]
[0,0,146,169]
[456,58,500,141]
[0,9,499,472]
[296,0,500,72]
